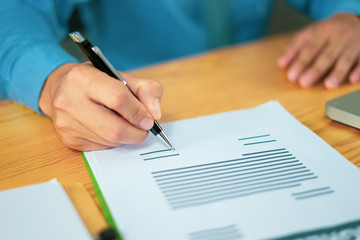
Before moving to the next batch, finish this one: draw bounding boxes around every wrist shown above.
[39,63,78,117]
[331,12,359,22]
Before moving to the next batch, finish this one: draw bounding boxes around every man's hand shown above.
[39,62,163,151]
[277,13,360,89]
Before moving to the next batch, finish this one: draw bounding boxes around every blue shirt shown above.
[0,0,359,112]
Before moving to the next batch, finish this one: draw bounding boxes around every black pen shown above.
[69,31,174,150]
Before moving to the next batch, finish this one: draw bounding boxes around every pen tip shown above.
[158,131,175,151]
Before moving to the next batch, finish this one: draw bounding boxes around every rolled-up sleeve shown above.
[0,0,82,112]
[286,0,360,20]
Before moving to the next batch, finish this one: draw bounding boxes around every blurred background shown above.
[267,0,312,35]
[0,0,312,101]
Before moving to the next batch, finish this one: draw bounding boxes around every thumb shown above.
[123,73,163,120]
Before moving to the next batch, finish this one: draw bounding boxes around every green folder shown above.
[81,152,122,240]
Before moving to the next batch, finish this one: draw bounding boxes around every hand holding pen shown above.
[69,32,174,150]
[38,35,169,151]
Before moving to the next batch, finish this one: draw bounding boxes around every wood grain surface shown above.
[1,33,359,208]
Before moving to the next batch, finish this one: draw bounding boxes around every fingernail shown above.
[152,98,161,120]
[350,74,360,84]
[288,69,299,82]
[325,76,338,89]
[139,117,154,131]
[299,73,313,87]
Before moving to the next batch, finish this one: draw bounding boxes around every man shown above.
[0,0,359,151]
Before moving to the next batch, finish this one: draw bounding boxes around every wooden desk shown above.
[1,33,359,208]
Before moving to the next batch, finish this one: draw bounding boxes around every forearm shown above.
[0,0,78,113]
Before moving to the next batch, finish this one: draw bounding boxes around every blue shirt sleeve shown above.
[286,0,360,20]
[0,0,84,113]
[1,0,360,114]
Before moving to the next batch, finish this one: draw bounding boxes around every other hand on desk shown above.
[277,13,360,89]
[39,62,163,151]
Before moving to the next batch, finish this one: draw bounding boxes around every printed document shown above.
[0,179,92,240]
[84,101,360,239]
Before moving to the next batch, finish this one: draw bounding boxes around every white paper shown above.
[0,179,92,240]
[85,101,360,240]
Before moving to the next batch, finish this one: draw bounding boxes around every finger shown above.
[287,33,328,83]
[298,36,347,88]
[53,110,120,148]
[350,62,360,84]
[80,101,149,144]
[60,135,113,151]
[123,73,163,120]
[54,92,149,145]
[324,45,359,89]
[277,29,313,69]
[84,68,154,131]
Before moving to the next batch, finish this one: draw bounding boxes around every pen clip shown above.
[91,46,127,86]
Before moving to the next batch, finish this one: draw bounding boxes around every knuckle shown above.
[295,27,312,43]
[148,78,162,88]
[53,95,70,112]
[106,90,127,109]
[153,80,164,96]
[104,125,126,143]
[297,48,317,64]
[66,64,89,86]
[140,78,164,96]
[304,42,319,53]
[54,117,68,132]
